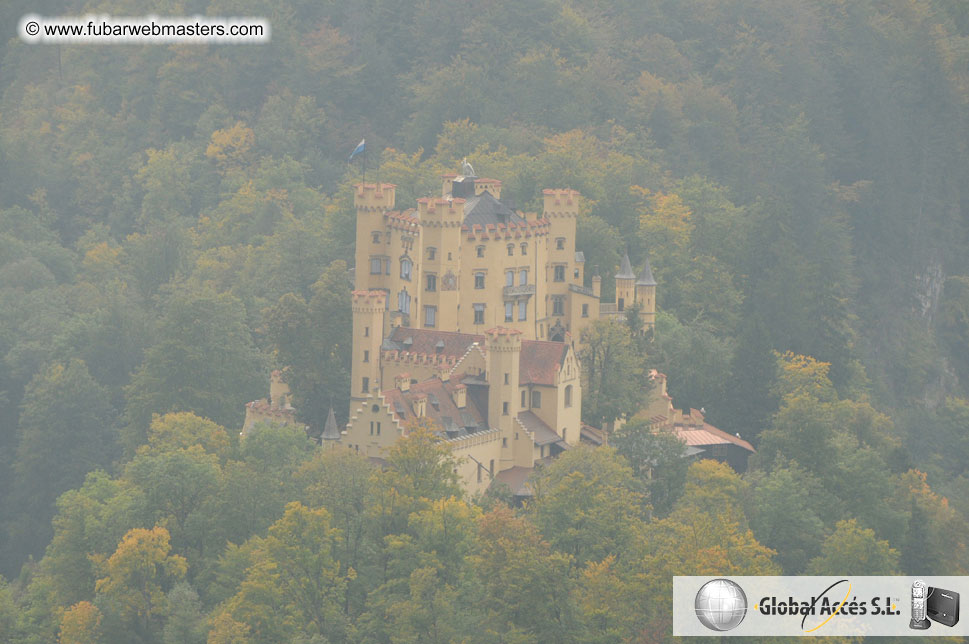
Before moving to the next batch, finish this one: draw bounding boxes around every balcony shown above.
[503,284,536,298]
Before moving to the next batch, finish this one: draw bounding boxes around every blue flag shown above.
[348,139,365,162]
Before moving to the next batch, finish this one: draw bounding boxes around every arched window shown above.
[397,289,411,314]
[564,384,573,407]
[506,270,515,286]
[400,257,412,280]
[521,242,528,255]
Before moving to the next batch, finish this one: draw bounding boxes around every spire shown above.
[616,251,635,279]
[322,407,341,441]
[636,254,657,286]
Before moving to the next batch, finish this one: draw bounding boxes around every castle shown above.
[243,167,752,494]
[334,170,659,493]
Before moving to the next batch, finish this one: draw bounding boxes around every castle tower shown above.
[484,327,525,467]
[353,183,396,291]
[350,291,386,409]
[269,369,290,408]
[543,188,581,302]
[635,254,657,331]
[417,191,465,331]
[615,251,635,312]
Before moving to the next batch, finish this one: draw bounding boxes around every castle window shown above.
[502,402,509,415]
[521,390,526,407]
[504,373,510,385]
[556,237,565,250]
[372,404,380,412]
[427,247,436,260]
[506,270,514,287]
[507,243,514,256]
[574,268,580,279]
[503,437,508,448]
[372,232,381,243]
[518,300,527,321]
[476,245,485,258]
[370,421,374,435]
[474,272,485,289]
[519,269,527,285]
[565,384,573,407]
[554,265,565,282]
[582,304,589,318]
[385,258,391,275]
[552,297,564,316]
[618,297,625,312]
[363,350,369,363]
[400,257,412,280]
[376,422,381,436]
[521,242,528,255]
[426,274,437,292]
[362,377,369,393]
[370,257,382,274]
[505,301,513,322]
[398,289,411,314]
[473,303,485,324]
[424,305,436,327]
[531,391,541,408]
[364,326,369,337]
[562,428,567,442]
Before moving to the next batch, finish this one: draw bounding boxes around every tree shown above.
[579,319,647,427]
[471,507,576,643]
[807,520,899,575]
[124,288,265,451]
[95,527,188,643]
[746,461,826,573]
[611,419,689,516]
[5,359,115,563]
[58,601,103,644]
[530,446,646,567]
[380,420,463,504]
[217,503,347,644]
[142,412,232,460]
[161,582,206,644]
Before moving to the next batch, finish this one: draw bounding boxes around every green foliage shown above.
[579,319,647,426]
[611,419,689,516]
[124,288,265,451]
[806,519,900,576]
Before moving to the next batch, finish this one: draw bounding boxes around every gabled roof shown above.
[636,255,657,286]
[491,466,534,497]
[517,411,563,446]
[519,341,568,386]
[384,327,569,386]
[386,327,481,358]
[616,251,635,279]
[671,422,755,453]
[463,191,527,228]
[380,377,488,437]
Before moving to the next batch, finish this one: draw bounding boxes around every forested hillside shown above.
[1,1,968,642]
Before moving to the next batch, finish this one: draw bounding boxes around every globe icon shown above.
[695,579,748,631]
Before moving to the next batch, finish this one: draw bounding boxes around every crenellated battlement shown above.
[351,289,387,313]
[417,196,465,225]
[354,183,396,211]
[542,188,581,216]
[484,327,523,351]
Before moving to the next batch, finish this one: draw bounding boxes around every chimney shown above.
[454,384,467,409]
[395,372,411,392]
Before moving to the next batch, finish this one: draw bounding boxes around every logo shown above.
[695,579,748,631]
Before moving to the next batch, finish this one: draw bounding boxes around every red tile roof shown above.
[672,423,755,453]
[385,327,568,386]
[379,377,486,432]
